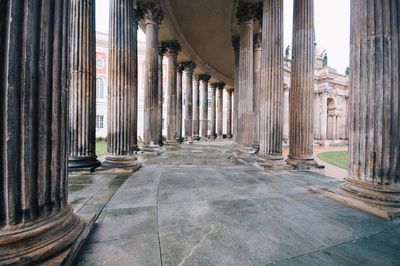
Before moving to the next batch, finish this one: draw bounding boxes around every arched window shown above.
[96,78,105,99]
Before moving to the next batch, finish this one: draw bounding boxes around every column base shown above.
[216,135,224,140]
[68,156,101,172]
[193,135,200,141]
[141,144,164,155]
[184,137,194,144]
[0,207,94,265]
[226,134,233,139]
[101,155,141,172]
[209,134,216,140]
[255,155,293,170]
[286,155,324,170]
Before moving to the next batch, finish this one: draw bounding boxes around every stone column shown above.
[193,75,201,140]
[199,74,211,139]
[314,92,321,140]
[216,83,225,139]
[209,84,217,139]
[287,0,317,167]
[0,1,88,264]
[68,0,100,171]
[283,86,290,141]
[182,61,197,141]
[225,88,233,138]
[105,0,140,168]
[158,43,167,145]
[342,0,400,210]
[176,64,184,142]
[253,31,262,147]
[320,93,328,140]
[232,36,240,142]
[164,40,181,144]
[142,3,164,147]
[258,0,285,163]
[236,2,257,147]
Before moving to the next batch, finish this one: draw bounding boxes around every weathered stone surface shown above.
[176,64,184,141]
[209,84,217,139]
[199,74,211,139]
[216,83,224,138]
[193,75,201,140]
[287,0,317,167]
[253,31,262,146]
[158,43,168,145]
[182,61,196,140]
[0,1,87,264]
[232,36,240,142]
[69,0,100,171]
[225,88,233,138]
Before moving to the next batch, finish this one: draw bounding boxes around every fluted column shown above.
[182,61,197,140]
[232,36,240,142]
[209,84,217,139]
[176,64,184,142]
[283,86,290,141]
[0,1,87,264]
[105,0,140,168]
[253,31,262,147]
[68,0,100,171]
[158,43,167,145]
[225,88,233,138]
[287,0,317,166]
[142,3,164,146]
[259,0,285,161]
[341,0,400,208]
[199,74,211,139]
[193,75,201,140]
[165,40,181,144]
[236,2,257,147]
[216,83,225,138]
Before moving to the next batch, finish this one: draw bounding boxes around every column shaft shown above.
[217,86,224,137]
[0,1,85,264]
[288,0,317,165]
[193,76,200,140]
[182,62,196,140]
[69,0,100,170]
[253,32,262,146]
[225,89,233,138]
[209,85,216,139]
[259,0,284,159]
[158,44,167,145]
[342,0,400,206]
[283,87,289,141]
[232,37,240,142]
[199,74,211,139]
[176,66,183,141]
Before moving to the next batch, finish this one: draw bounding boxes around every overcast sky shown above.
[96,0,350,74]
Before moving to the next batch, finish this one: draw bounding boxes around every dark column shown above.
[216,83,225,139]
[209,84,217,139]
[182,61,197,141]
[193,75,201,140]
[232,36,240,142]
[104,0,140,169]
[340,0,400,210]
[68,0,100,171]
[199,74,211,139]
[0,1,88,264]
[287,0,317,167]
[142,3,164,146]
[176,64,184,142]
[164,40,181,144]
[258,0,285,164]
[225,88,233,138]
[236,2,258,147]
[158,43,167,145]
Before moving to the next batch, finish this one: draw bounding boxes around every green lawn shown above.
[317,151,348,170]
[96,141,108,156]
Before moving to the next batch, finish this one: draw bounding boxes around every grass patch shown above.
[317,151,348,170]
[96,141,108,156]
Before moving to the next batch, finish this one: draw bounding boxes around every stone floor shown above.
[73,141,400,266]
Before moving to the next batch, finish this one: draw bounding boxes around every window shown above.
[96,115,104,129]
[96,78,105,99]
[96,58,105,69]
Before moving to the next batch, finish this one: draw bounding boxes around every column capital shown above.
[211,82,225,90]
[225,87,234,93]
[140,2,164,26]
[254,32,262,50]
[163,40,181,55]
[177,63,184,74]
[181,61,197,73]
[232,35,240,52]
[198,74,211,82]
[236,1,259,24]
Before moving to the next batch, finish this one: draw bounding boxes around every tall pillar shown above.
[193,75,201,140]
[158,43,167,145]
[320,93,328,140]
[176,64,184,142]
[199,74,211,139]
[258,0,285,162]
[142,3,164,146]
[209,84,217,139]
[68,0,100,171]
[182,61,197,141]
[253,31,262,147]
[340,0,400,214]
[105,0,140,168]
[216,83,225,138]
[232,36,240,142]
[0,1,88,264]
[287,0,317,166]
[236,2,257,147]
[164,40,181,144]
[225,88,233,138]
[283,85,290,141]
